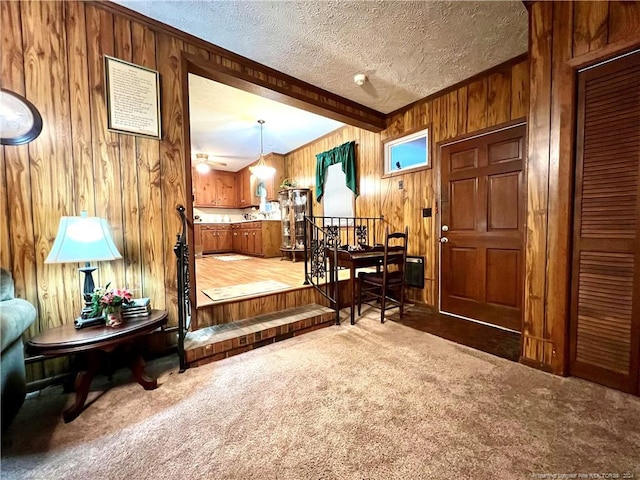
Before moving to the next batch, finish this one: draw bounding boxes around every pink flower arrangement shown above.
[90,283,132,316]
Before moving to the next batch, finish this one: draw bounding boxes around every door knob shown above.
[440,237,449,243]
[442,225,449,232]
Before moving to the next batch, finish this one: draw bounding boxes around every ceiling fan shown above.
[194,153,227,173]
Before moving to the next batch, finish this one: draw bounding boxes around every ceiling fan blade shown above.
[208,160,228,167]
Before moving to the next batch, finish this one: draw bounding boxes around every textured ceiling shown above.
[113,1,529,171]
[114,1,528,114]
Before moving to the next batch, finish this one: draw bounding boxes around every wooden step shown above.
[184,303,336,367]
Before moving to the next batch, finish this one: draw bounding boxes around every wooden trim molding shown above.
[435,117,527,148]
[567,38,640,68]
[98,2,386,132]
[184,56,384,132]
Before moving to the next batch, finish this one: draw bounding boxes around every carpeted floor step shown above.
[184,303,336,367]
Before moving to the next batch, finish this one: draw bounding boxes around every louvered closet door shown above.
[570,50,640,394]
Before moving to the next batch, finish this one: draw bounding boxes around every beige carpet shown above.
[2,310,639,480]
[202,280,291,301]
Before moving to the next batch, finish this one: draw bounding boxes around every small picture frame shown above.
[104,55,161,139]
[383,127,430,176]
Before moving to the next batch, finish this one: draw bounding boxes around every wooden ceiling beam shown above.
[99,1,386,132]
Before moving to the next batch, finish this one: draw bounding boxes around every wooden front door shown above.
[440,124,526,331]
[569,51,640,394]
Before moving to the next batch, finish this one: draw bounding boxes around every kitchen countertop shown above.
[195,219,281,224]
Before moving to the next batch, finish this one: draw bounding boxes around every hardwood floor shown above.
[196,255,521,363]
[196,255,307,307]
[387,304,521,362]
[195,254,355,307]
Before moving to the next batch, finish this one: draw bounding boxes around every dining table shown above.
[326,245,404,325]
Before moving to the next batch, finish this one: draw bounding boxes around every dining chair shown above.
[357,226,408,323]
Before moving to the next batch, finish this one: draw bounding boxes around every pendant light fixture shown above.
[249,119,276,180]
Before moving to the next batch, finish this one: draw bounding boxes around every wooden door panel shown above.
[570,50,639,394]
[488,137,522,165]
[450,179,477,231]
[486,249,520,308]
[488,173,520,230]
[450,148,478,172]
[447,247,479,301]
[440,123,526,331]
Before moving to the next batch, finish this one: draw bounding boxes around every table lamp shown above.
[45,212,122,312]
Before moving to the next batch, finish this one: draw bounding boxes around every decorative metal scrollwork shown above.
[326,225,341,247]
[310,239,326,278]
[174,205,192,373]
[181,249,191,318]
[355,225,368,245]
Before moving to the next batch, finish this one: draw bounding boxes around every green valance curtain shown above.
[315,140,357,201]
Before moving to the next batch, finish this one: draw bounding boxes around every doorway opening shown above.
[182,57,358,313]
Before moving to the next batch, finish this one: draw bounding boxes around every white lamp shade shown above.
[45,216,122,264]
[249,162,276,180]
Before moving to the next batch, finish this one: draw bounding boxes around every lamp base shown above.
[78,264,97,318]
[79,265,97,296]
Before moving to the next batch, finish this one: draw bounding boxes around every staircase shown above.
[183,303,335,367]
[173,207,348,371]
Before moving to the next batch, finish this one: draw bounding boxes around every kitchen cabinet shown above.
[214,173,236,207]
[201,225,216,252]
[201,224,232,253]
[236,168,252,207]
[193,169,236,207]
[218,225,233,251]
[231,223,242,251]
[227,221,281,257]
[263,153,286,201]
[194,224,203,257]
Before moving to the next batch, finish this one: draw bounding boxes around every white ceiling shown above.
[188,74,344,172]
[114,0,529,171]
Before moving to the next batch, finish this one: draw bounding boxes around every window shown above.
[383,127,430,176]
[322,163,354,225]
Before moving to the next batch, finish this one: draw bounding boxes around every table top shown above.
[328,245,404,263]
[27,309,168,356]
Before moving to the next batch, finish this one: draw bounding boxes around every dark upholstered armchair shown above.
[1,268,36,431]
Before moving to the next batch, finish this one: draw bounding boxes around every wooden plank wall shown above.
[0,1,182,380]
[285,58,530,306]
[523,0,640,374]
[0,1,385,381]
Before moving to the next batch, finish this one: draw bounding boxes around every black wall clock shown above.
[0,89,43,146]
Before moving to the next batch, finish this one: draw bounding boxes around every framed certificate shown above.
[104,55,161,139]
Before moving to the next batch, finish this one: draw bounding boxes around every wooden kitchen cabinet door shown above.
[201,226,216,253]
[218,226,233,251]
[215,172,236,207]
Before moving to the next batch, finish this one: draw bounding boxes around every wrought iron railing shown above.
[303,215,383,325]
[173,205,191,373]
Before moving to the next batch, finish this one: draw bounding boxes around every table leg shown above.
[63,351,100,423]
[350,266,356,325]
[130,353,157,390]
[330,259,340,325]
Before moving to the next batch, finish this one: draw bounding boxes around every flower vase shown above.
[105,309,123,327]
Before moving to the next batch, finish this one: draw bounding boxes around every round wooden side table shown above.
[27,309,168,423]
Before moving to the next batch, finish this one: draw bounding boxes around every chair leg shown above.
[399,284,405,318]
[380,289,386,323]
[357,277,362,316]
